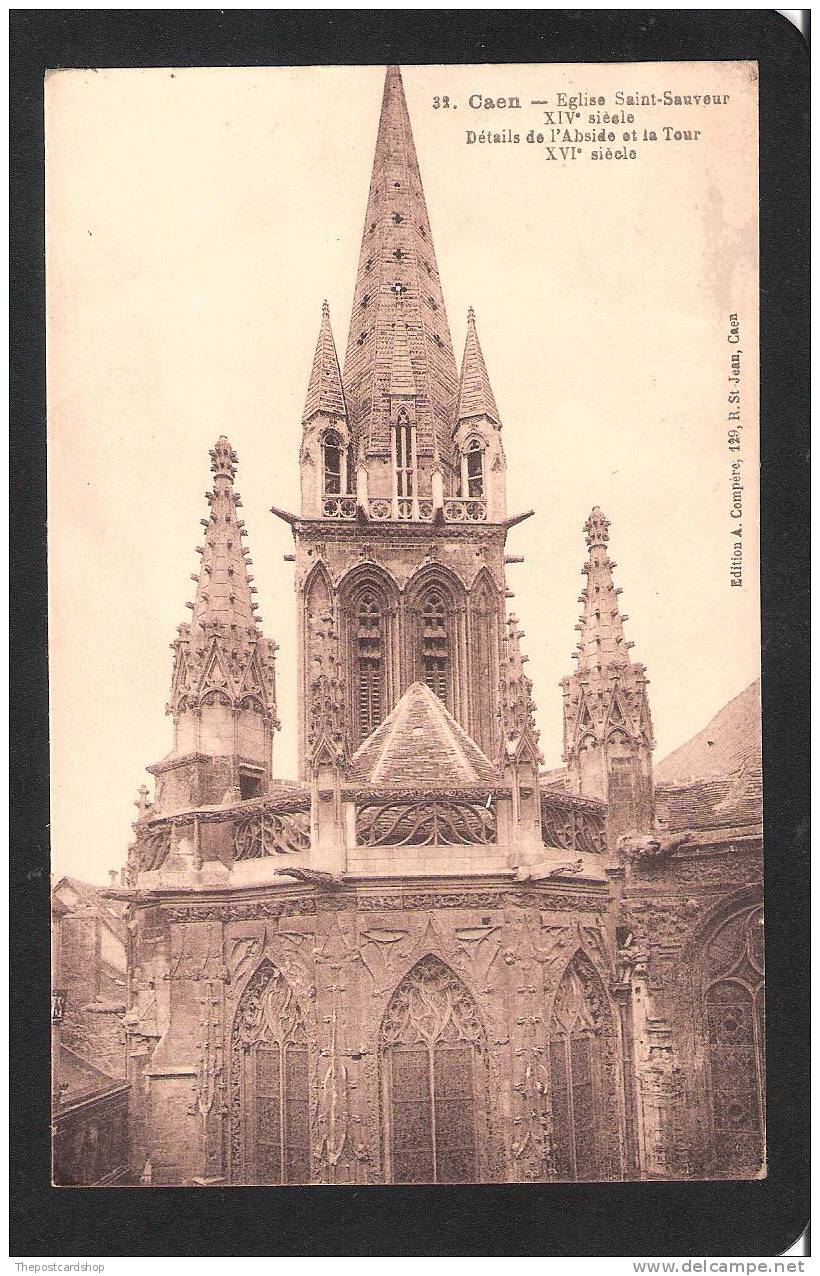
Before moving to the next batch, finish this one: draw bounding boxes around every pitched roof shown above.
[341,66,457,459]
[57,1046,126,1108]
[302,300,347,423]
[656,766,762,834]
[352,681,498,786]
[655,679,762,784]
[455,308,500,426]
[53,877,127,945]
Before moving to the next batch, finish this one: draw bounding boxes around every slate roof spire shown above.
[455,307,501,427]
[302,300,347,425]
[342,65,457,459]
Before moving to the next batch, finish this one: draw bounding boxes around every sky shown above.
[46,62,759,883]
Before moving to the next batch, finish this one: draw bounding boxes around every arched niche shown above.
[468,568,502,757]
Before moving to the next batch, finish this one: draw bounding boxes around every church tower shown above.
[561,506,655,839]
[283,65,523,775]
[148,436,278,813]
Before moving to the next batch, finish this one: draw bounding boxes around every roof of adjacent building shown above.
[655,678,761,784]
[53,877,128,945]
[56,1046,127,1110]
[351,680,499,786]
[655,680,762,835]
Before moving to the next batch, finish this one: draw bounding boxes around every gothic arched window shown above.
[394,408,414,499]
[322,429,344,496]
[702,904,765,1177]
[355,589,384,741]
[548,952,619,1182]
[232,960,311,1185]
[463,437,484,499]
[380,956,488,1184]
[421,590,449,704]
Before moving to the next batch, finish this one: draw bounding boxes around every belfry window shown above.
[463,438,484,499]
[421,591,449,703]
[322,430,344,495]
[356,590,384,741]
[395,409,414,498]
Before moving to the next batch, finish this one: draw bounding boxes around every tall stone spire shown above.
[154,436,278,812]
[342,65,457,461]
[561,506,654,838]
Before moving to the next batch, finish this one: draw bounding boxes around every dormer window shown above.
[322,430,344,495]
[463,437,484,499]
[394,409,414,498]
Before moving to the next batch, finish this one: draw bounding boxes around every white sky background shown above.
[46,63,760,883]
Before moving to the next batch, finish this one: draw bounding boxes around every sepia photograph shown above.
[45,55,767,1192]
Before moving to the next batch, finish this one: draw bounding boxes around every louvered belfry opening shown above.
[356,589,384,742]
[421,590,449,705]
[380,956,489,1184]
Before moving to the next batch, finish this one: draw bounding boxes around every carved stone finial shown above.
[210,436,237,482]
[584,505,610,550]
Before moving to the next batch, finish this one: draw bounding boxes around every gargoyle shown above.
[617,830,696,863]
[275,866,342,888]
[547,857,584,878]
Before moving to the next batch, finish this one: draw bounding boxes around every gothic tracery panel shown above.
[380,956,489,1184]
[702,905,765,1177]
[547,951,621,1182]
[230,959,311,1185]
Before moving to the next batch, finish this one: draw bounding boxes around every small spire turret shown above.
[561,507,654,838]
[151,437,278,813]
[453,307,506,520]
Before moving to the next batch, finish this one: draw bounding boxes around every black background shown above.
[10,9,810,1257]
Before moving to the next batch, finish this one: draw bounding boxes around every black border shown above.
[10,10,810,1258]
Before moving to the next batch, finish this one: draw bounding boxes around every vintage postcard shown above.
[46,59,763,1189]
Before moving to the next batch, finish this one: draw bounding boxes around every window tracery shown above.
[548,952,617,1182]
[702,905,765,1176]
[380,956,487,1184]
[231,960,310,1185]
